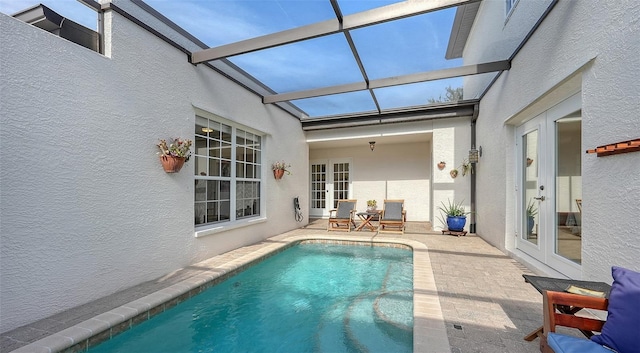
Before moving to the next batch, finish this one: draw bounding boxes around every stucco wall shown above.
[0,7,307,333]
[305,117,471,225]
[471,0,640,280]
[309,141,432,222]
[432,118,472,231]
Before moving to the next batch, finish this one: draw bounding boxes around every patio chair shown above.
[541,290,609,353]
[327,199,357,232]
[541,266,640,353]
[378,199,406,234]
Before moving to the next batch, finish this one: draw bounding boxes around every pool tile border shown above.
[11,234,450,353]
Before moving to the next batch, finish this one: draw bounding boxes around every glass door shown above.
[309,159,351,218]
[517,114,548,263]
[310,161,327,217]
[553,114,582,265]
[516,93,582,278]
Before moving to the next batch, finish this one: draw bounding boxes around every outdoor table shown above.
[355,211,380,231]
[522,274,611,341]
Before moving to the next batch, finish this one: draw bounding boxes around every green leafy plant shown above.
[438,199,469,217]
[527,199,538,217]
[367,200,377,207]
[157,138,192,160]
[436,199,471,230]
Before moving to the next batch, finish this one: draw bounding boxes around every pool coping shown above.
[10,234,450,353]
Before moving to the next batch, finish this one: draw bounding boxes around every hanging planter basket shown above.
[273,169,285,180]
[160,155,186,173]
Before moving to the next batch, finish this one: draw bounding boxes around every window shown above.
[506,0,519,17]
[194,115,262,226]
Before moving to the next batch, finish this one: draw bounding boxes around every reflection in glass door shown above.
[517,112,548,264]
[516,93,582,278]
[555,114,582,264]
[523,130,540,245]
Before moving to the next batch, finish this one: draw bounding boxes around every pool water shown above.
[88,243,413,353]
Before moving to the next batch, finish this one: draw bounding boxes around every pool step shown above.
[344,292,412,353]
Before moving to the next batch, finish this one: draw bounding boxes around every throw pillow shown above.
[591,266,640,353]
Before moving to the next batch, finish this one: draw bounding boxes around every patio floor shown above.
[2,220,548,353]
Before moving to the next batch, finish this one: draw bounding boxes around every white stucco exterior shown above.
[0,7,307,332]
[469,0,640,281]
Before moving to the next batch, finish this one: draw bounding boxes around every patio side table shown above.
[522,274,611,342]
[355,211,380,231]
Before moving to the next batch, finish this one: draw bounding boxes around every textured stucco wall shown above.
[432,118,472,231]
[306,117,471,224]
[310,141,432,222]
[0,6,307,333]
[471,0,640,280]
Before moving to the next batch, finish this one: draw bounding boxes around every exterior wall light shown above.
[369,141,376,151]
[469,146,481,163]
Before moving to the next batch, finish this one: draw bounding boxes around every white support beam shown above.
[191,0,480,64]
[263,60,510,104]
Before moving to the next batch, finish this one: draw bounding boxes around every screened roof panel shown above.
[373,77,464,110]
[228,34,363,93]
[349,8,462,79]
[335,0,404,15]
[141,0,502,119]
[291,91,377,117]
[145,0,337,47]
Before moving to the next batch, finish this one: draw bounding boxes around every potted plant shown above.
[437,161,446,170]
[366,200,377,212]
[438,199,470,231]
[526,199,538,235]
[449,168,459,178]
[272,161,291,180]
[157,138,192,173]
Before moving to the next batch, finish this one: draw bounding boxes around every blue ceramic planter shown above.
[447,216,467,231]
[527,216,535,235]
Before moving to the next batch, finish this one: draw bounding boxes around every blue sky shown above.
[0,0,464,117]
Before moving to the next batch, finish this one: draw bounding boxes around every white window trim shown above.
[194,216,267,238]
[193,107,266,236]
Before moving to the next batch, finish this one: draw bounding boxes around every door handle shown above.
[534,196,545,201]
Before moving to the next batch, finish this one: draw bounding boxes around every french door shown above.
[516,93,582,278]
[309,159,351,218]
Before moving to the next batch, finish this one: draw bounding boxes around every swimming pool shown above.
[87,242,413,353]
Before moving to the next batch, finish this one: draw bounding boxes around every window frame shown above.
[194,112,265,235]
[505,0,519,18]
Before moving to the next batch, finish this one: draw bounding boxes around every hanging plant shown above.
[450,169,459,178]
[157,138,192,173]
[272,161,291,180]
[437,161,446,170]
[460,159,472,176]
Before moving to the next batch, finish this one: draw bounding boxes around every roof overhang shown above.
[301,100,478,131]
[12,4,99,52]
[445,2,481,59]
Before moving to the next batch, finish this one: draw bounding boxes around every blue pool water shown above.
[88,243,413,353]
